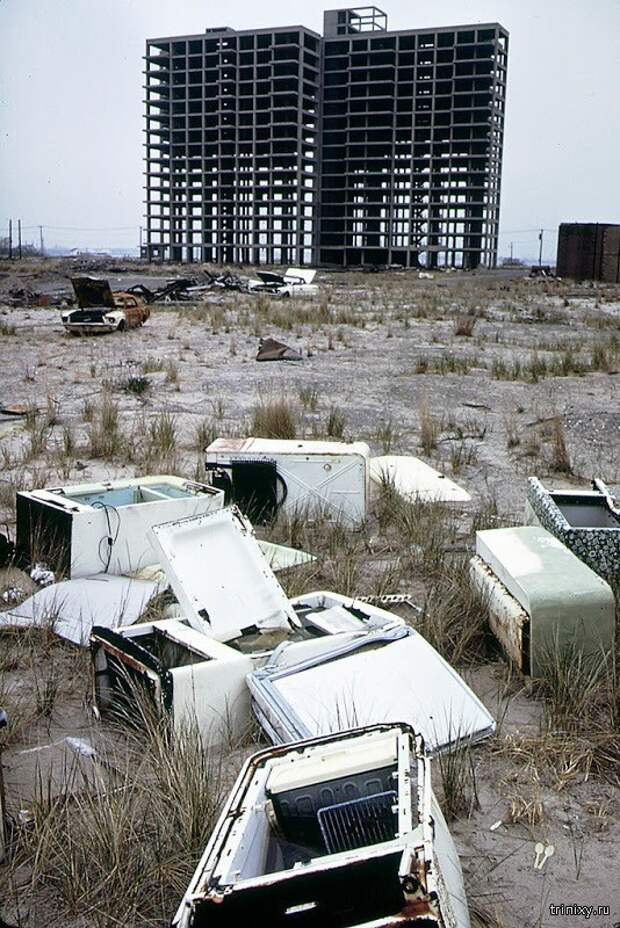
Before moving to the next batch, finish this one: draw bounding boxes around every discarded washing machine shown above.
[92,507,495,751]
[470,526,615,676]
[205,437,370,525]
[16,475,224,578]
[171,724,471,928]
[91,507,402,745]
[525,477,620,582]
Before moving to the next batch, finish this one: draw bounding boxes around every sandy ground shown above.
[1,258,620,927]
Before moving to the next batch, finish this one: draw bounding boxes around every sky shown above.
[1,0,619,261]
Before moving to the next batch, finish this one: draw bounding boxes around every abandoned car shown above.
[61,276,150,334]
[171,724,470,928]
[247,267,318,298]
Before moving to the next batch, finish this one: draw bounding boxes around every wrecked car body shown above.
[248,268,319,298]
[16,475,224,579]
[61,277,150,334]
[205,438,370,526]
[171,724,470,928]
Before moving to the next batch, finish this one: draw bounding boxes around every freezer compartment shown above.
[172,724,469,928]
[525,477,620,581]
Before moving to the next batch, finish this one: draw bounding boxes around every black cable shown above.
[92,501,121,572]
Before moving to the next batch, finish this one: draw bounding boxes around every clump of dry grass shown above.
[418,556,493,664]
[87,390,122,459]
[549,415,572,473]
[418,397,438,456]
[436,734,479,820]
[454,314,477,337]
[3,676,228,927]
[251,396,297,439]
[325,404,346,439]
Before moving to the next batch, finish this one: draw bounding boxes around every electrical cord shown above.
[92,501,121,572]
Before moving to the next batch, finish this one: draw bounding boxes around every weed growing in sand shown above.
[251,397,297,439]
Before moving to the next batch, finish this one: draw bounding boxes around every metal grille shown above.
[317,790,397,854]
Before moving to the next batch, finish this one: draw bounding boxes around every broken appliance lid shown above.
[150,506,298,642]
[370,455,472,503]
[70,277,116,309]
[0,574,161,646]
[283,267,317,285]
[248,624,495,755]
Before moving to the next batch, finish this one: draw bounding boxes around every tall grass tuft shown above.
[251,397,297,439]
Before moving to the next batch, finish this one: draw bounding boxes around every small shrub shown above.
[549,416,572,474]
[123,376,150,396]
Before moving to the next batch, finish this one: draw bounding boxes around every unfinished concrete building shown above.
[144,8,508,268]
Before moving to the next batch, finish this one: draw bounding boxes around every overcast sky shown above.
[1,0,619,260]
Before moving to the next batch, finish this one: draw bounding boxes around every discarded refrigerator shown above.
[470,525,615,675]
[525,476,620,582]
[16,475,224,578]
[205,437,370,525]
[91,619,254,746]
[171,724,470,928]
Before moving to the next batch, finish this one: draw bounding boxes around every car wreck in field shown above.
[248,268,318,298]
[61,276,150,334]
[172,724,470,928]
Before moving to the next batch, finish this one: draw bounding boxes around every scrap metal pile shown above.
[2,449,618,927]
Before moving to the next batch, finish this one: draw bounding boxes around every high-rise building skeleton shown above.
[144,8,508,268]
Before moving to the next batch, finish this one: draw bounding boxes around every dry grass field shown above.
[1,257,619,927]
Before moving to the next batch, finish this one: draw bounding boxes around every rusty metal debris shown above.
[126,271,250,304]
[256,337,302,362]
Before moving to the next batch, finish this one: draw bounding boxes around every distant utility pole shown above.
[510,241,514,262]
[8,220,12,260]
[39,225,45,257]
[139,225,143,255]
[17,219,22,259]
[538,228,544,267]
